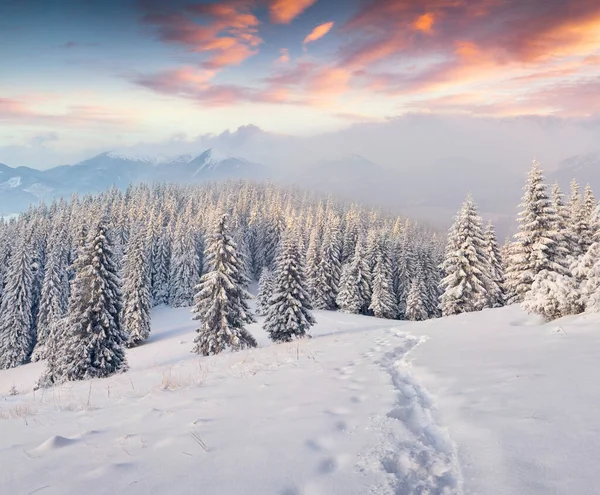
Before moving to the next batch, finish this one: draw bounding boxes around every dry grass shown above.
[159,362,211,391]
[0,404,37,422]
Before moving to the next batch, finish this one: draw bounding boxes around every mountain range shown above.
[1,148,599,236]
[0,149,268,214]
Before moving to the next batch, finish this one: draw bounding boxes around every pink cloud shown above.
[304,21,334,45]
[276,48,290,64]
[134,67,298,106]
[0,97,137,127]
[268,0,318,24]
[142,1,262,69]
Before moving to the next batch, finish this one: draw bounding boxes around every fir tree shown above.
[483,222,505,308]
[169,218,200,307]
[40,216,128,384]
[419,241,443,318]
[405,276,428,322]
[336,239,371,315]
[192,214,256,356]
[31,224,69,361]
[256,267,275,316]
[393,234,411,319]
[150,211,170,306]
[264,230,315,343]
[122,223,152,347]
[505,161,568,303]
[312,214,342,310]
[567,180,585,257]
[305,221,322,304]
[0,227,34,369]
[368,232,396,319]
[440,195,492,316]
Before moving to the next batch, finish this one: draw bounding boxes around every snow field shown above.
[4,303,600,494]
[0,308,459,495]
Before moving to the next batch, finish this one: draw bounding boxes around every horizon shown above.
[2,0,600,169]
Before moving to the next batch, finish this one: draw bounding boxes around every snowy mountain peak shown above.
[104,150,192,165]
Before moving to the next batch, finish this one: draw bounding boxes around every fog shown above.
[2,114,600,236]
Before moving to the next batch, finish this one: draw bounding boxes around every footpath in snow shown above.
[0,308,461,495]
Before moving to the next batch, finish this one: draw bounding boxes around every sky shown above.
[1,0,600,168]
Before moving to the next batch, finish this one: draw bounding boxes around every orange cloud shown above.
[268,0,318,24]
[304,21,334,45]
[276,48,290,64]
[134,67,305,107]
[143,2,261,69]
[413,13,434,33]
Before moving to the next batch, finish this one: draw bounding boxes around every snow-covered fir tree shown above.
[305,217,322,304]
[567,180,585,258]
[31,221,70,361]
[483,222,505,308]
[508,162,574,320]
[255,267,275,316]
[419,240,443,318]
[149,211,171,306]
[312,212,342,310]
[0,226,34,369]
[262,207,284,270]
[39,216,128,385]
[341,205,361,263]
[336,238,371,315]
[192,214,256,356]
[505,161,568,305]
[264,229,315,343]
[440,195,492,316]
[368,232,397,319]
[122,223,152,347]
[393,233,411,319]
[0,222,13,303]
[169,217,201,307]
[573,205,600,312]
[405,273,428,322]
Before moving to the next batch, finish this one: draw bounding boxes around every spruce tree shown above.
[368,232,396,319]
[0,226,34,369]
[40,216,128,384]
[256,267,275,316]
[483,222,505,308]
[405,276,428,322]
[505,161,567,303]
[192,214,256,356]
[393,235,411,319]
[264,230,315,343]
[336,239,371,314]
[305,221,322,304]
[122,223,152,347]
[567,180,585,257]
[169,218,200,307]
[419,241,443,318]
[312,214,342,310]
[440,195,492,316]
[31,224,69,361]
[574,205,600,311]
[149,211,171,306]
[515,163,573,320]
[0,222,12,303]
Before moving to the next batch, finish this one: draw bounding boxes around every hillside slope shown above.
[1,305,600,494]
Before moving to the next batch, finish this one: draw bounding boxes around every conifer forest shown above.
[0,159,599,387]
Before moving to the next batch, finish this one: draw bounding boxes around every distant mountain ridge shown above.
[0,149,268,214]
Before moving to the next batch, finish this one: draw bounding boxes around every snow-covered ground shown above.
[1,305,600,494]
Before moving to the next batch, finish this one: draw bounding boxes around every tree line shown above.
[0,181,446,386]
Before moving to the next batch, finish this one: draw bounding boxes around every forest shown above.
[0,160,598,387]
